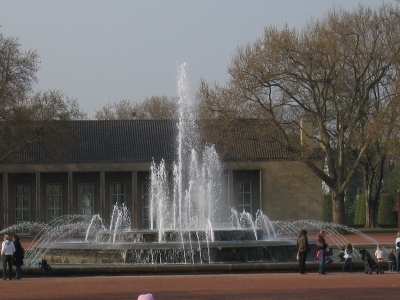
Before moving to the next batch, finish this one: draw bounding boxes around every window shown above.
[78,183,94,216]
[110,182,125,206]
[46,183,62,222]
[235,180,252,214]
[15,184,30,234]
[141,182,150,228]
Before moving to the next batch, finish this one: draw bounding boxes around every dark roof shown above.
[202,119,297,161]
[215,124,295,160]
[5,120,177,163]
[3,119,315,164]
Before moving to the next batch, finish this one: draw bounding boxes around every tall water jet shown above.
[149,63,225,237]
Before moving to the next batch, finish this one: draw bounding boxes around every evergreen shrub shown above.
[377,193,396,225]
[354,194,366,225]
[322,194,332,222]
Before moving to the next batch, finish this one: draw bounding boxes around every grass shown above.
[356,227,398,234]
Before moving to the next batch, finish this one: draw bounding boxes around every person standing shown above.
[388,249,396,272]
[296,229,310,274]
[316,230,327,275]
[375,245,384,262]
[396,232,400,272]
[341,243,353,272]
[1,235,15,280]
[12,235,23,279]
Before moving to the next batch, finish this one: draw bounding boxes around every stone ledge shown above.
[12,261,388,277]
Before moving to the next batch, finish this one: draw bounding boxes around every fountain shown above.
[0,63,389,268]
[1,213,388,267]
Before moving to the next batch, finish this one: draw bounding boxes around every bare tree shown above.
[95,99,136,120]
[0,31,40,162]
[135,96,178,120]
[357,82,400,227]
[28,89,87,120]
[0,31,87,163]
[95,96,178,120]
[0,31,39,116]
[198,4,400,225]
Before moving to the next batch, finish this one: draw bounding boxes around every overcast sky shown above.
[0,0,395,118]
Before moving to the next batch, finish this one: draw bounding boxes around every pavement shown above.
[1,271,400,299]
[1,232,397,299]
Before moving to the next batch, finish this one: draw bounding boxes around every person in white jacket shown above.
[396,232,400,272]
[1,235,16,280]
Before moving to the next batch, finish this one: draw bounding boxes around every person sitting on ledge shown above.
[338,246,345,262]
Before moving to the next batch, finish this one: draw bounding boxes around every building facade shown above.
[0,120,323,233]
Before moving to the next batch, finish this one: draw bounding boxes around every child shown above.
[388,249,396,272]
[342,243,353,272]
[375,244,384,262]
[338,246,345,262]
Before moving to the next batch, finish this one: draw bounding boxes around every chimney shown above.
[300,119,313,149]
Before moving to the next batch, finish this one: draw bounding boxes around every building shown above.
[0,120,323,232]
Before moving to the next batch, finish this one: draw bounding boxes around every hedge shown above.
[377,193,396,225]
[322,194,332,222]
[354,194,366,225]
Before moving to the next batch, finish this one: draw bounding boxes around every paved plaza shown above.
[1,272,400,300]
[2,232,398,299]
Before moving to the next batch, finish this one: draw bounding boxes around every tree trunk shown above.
[364,184,378,228]
[331,191,345,225]
[365,200,377,228]
[363,156,385,228]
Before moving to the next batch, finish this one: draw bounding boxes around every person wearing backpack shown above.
[12,235,23,279]
[396,232,400,272]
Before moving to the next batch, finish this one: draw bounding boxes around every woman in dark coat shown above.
[12,235,23,279]
[296,229,310,274]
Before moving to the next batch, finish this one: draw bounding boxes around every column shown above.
[132,171,138,228]
[68,171,73,215]
[2,172,8,228]
[227,169,233,208]
[36,172,41,222]
[100,171,105,216]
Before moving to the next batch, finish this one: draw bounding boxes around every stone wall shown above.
[225,160,323,222]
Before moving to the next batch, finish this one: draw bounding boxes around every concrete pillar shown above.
[100,171,105,216]
[227,169,233,208]
[300,119,313,149]
[68,171,73,215]
[132,171,138,228]
[36,172,41,222]
[2,172,8,228]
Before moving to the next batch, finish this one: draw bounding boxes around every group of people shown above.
[296,230,400,274]
[1,234,24,280]
[296,229,331,275]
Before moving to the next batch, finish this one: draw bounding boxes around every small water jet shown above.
[0,209,387,266]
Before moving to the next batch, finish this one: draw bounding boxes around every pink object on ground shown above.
[138,293,154,300]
